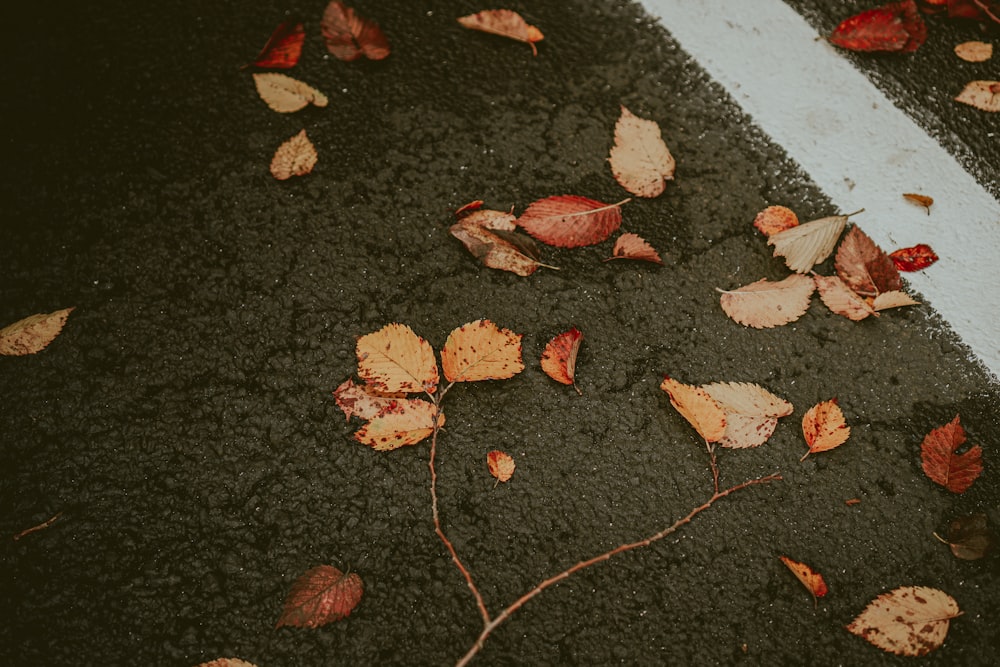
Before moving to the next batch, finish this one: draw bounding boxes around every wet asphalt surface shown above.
[2,1,998,666]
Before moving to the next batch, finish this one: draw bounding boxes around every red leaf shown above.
[829,0,927,53]
[890,244,939,271]
[245,21,305,69]
[517,195,628,248]
[321,1,390,61]
[487,450,516,483]
[605,233,663,264]
[276,565,363,628]
[834,225,902,297]
[779,556,829,604]
[540,328,583,393]
[920,415,983,493]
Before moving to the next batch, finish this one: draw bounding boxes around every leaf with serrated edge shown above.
[815,275,877,321]
[920,415,982,493]
[872,290,919,311]
[718,274,814,328]
[253,72,328,113]
[271,129,317,180]
[846,586,960,657]
[440,319,524,383]
[354,399,442,451]
[197,659,259,667]
[517,195,627,248]
[0,307,74,356]
[660,377,726,442]
[356,323,438,394]
[955,81,1000,112]
[606,233,662,264]
[457,9,544,56]
[450,221,544,276]
[754,205,799,236]
[333,378,405,421]
[541,328,583,393]
[702,382,793,449]
[801,399,850,460]
[835,225,902,297]
[276,565,363,628]
[768,213,847,273]
[487,450,516,483]
[459,208,517,231]
[609,106,675,197]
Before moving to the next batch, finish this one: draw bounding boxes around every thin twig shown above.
[13,511,64,541]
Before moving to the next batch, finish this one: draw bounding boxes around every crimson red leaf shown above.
[890,244,939,271]
[829,0,927,53]
[245,21,305,69]
[276,565,363,628]
[321,1,390,61]
[540,328,583,394]
[517,195,628,248]
[920,415,983,493]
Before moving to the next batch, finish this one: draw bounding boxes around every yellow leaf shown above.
[253,72,328,113]
[356,323,439,394]
[609,105,675,198]
[801,399,850,460]
[0,307,74,356]
[354,399,442,451]
[660,377,726,442]
[440,319,524,383]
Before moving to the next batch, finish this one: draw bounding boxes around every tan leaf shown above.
[954,41,992,63]
[487,450,516,483]
[718,274,814,328]
[457,9,544,56]
[753,205,799,236]
[846,586,961,656]
[276,565,364,628]
[768,212,850,273]
[450,221,547,276]
[196,660,259,667]
[0,307,74,356]
[354,398,442,450]
[270,129,317,180]
[801,399,850,460]
[955,80,1000,112]
[356,323,439,394]
[814,274,877,321]
[253,72,329,113]
[440,319,524,383]
[333,378,405,421]
[872,290,919,311]
[608,106,676,198]
[660,377,727,442]
[605,233,663,264]
[458,207,517,231]
[702,382,793,449]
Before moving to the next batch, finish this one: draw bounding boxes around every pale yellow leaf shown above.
[609,105,676,198]
[457,9,544,56]
[814,274,877,321]
[702,382,792,449]
[460,208,517,231]
[955,80,1000,112]
[354,399,442,451]
[0,307,74,356]
[718,274,814,328]
[872,290,920,311]
[768,213,848,273]
[253,72,329,113]
[356,323,439,394]
[333,378,406,421]
[660,377,726,442]
[270,129,317,180]
[847,586,961,657]
[954,41,992,63]
[440,319,524,383]
[801,399,850,460]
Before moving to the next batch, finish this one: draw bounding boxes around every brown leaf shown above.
[456,206,517,231]
[768,212,851,273]
[276,565,363,628]
[0,307,74,356]
[779,556,828,604]
[450,221,547,276]
[440,319,524,383]
[354,398,442,450]
[605,233,663,264]
[356,323,439,394]
[253,72,328,113]
[517,195,628,248]
[660,377,727,442]
[540,328,583,393]
[333,378,405,421]
[701,382,793,449]
[270,129,317,180]
[244,21,305,70]
[954,40,993,62]
[800,399,850,460]
[939,514,996,560]
[902,192,933,213]
[920,415,983,493]
[814,274,877,321]
[457,9,544,56]
[321,1,390,61]
[718,274,815,328]
[487,450,516,483]
[955,80,1000,112]
[753,205,799,236]
[608,106,675,198]
[846,586,960,656]
[835,225,902,297]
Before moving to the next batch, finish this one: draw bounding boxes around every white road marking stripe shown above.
[641,0,1000,380]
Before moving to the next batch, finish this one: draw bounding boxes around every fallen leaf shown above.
[608,105,676,198]
[801,399,850,460]
[829,0,927,53]
[846,498,862,506]
[605,233,663,264]
[356,323,439,394]
[440,319,524,383]
[0,307,74,356]
[902,192,933,213]
[354,398,442,450]
[487,450,516,483]
[244,21,305,69]
[454,199,485,217]
[270,129,317,180]
[701,382,793,449]
[768,212,852,273]
[660,377,727,443]
[955,80,1000,112]
[517,195,628,248]
[954,40,993,62]
[718,274,815,329]
[276,565,364,628]
[753,205,799,236]
[889,243,938,271]
[920,414,983,493]
[450,221,548,276]
[835,225,903,297]
[540,328,583,394]
[779,555,829,605]
[253,72,328,113]
[456,206,517,231]
[196,660,258,667]
[321,1,390,61]
[457,9,544,56]
[872,290,920,311]
[936,513,996,560]
[846,586,961,656]
[333,378,405,421]
[814,274,877,321]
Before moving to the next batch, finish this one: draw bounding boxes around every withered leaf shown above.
[333,378,405,421]
[753,205,799,236]
[540,327,583,394]
[872,290,919,311]
[902,193,933,213]
[608,106,675,198]
[660,377,727,443]
[846,586,960,657]
[955,80,1000,112]
[244,21,305,70]
[196,660,259,667]
[779,556,828,605]
[354,398,442,450]
[920,415,983,493]
[718,274,814,329]
[450,221,548,276]
[253,72,328,113]
[457,9,544,56]
[814,274,876,321]
[321,1,390,61]
[276,565,364,628]
[456,206,517,231]
[356,323,439,394]
[517,195,627,248]
[801,399,850,460]
[270,129,317,180]
[701,382,793,449]
[889,243,938,272]
[835,225,902,297]
[487,450,516,483]
[768,212,851,273]
[0,307,74,356]
[605,233,663,264]
[954,41,993,62]
[829,0,927,53]
[440,319,524,383]
[938,514,996,560]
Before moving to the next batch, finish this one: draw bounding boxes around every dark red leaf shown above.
[830,0,927,53]
[276,565,363,628]
[517,195,627,248]
[321,1,390,61]
[835,225,902,297]
[920,415,983,493]
[245,21,305,69]
[890,244,939,271]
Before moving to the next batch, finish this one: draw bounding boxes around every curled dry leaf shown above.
[829,0,927,53]
[606,233,663,264]
[936,513,996,560]
[457,206,517,231]
[815,274,876,321]
[333,378,405,421]
[457,9,544,56]
[955,80,1000,112]
[902,192,933,213]
[517,195,628,248]
[846,586,961,657]
[356,323,439,394]
[753,205,799,236]
[872,290,919,311]
[801,399,850,461]
[835,225,902,297]
[0,307,74,356]
[253,72,328,113]
[440,319,524,383]
[608,106,675,198]
[321,1,390,61]
[487,450,516,483]
[540,327,583,394]
[920,415,983,493]
[196,660,258,667]
[244,21,305,70]
[660,377,727,443]
[890,243,938,271]
[354,398,443,450]
[779,556,828,605]
[450,221,548,276]
[954,40,993,62]
[701,382,793,449]
[718,273,815,329]
[270,129,317,180]
[768,212,852,273]
[276,565,364,628]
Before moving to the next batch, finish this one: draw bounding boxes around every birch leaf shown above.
[955,80,1000,112]
[814,274,877,321]
[835,225,902,297]
[356,323,439,394]
[270,129,317,180]
[801,399,850,460]
[253,72,328,113]
[354,398,442,451]
[487,450,516,483]
[440,319,524,383]
[605,233,663,264]
[718,274,814,328]
[846,586,961,656]
[660,377,727,442]
[457,9,544,56]
[517,195,627,248]
[276,565,364,628]
[872,290,920,311]
[702,382,793,449]
[0,307,74,356]
[753,205,799,236]
[608,105,675,198]
[768,213,850,273]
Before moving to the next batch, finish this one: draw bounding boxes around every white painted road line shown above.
[642,0,1000,380]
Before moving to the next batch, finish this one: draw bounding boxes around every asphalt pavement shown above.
[2,1,998,666]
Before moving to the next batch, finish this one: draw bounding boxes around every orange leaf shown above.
[955,80,1000,112]
[356,323,439,394]
[920,415,983,493]
[487,450,516,483]
[605,233,663,264]
[801,399,850,460]
[834,225,902,297]
[954,41,993,62]
[768,212,850,273]
[276,565,363,628]
[608,105,675,198]
[457,9,544,56]
[718,274,814,328]
[540,328,583,393]
[779,555,828,604]
[253,72,328,113]
[270,129,317,180]
[450,221,548,276]
[517,195,627,248]
[846,586,960,656]
[354,398,442,451]
[321,1,390,61]
[814,274,877,321]
[753,205,799,236]
[440,319,524,383]
[244,21,305,70]
[902,193,933,214]
[0,307,74,356]
[660,377,726,442]
[333,378,405,421]
[701,382,793,449]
